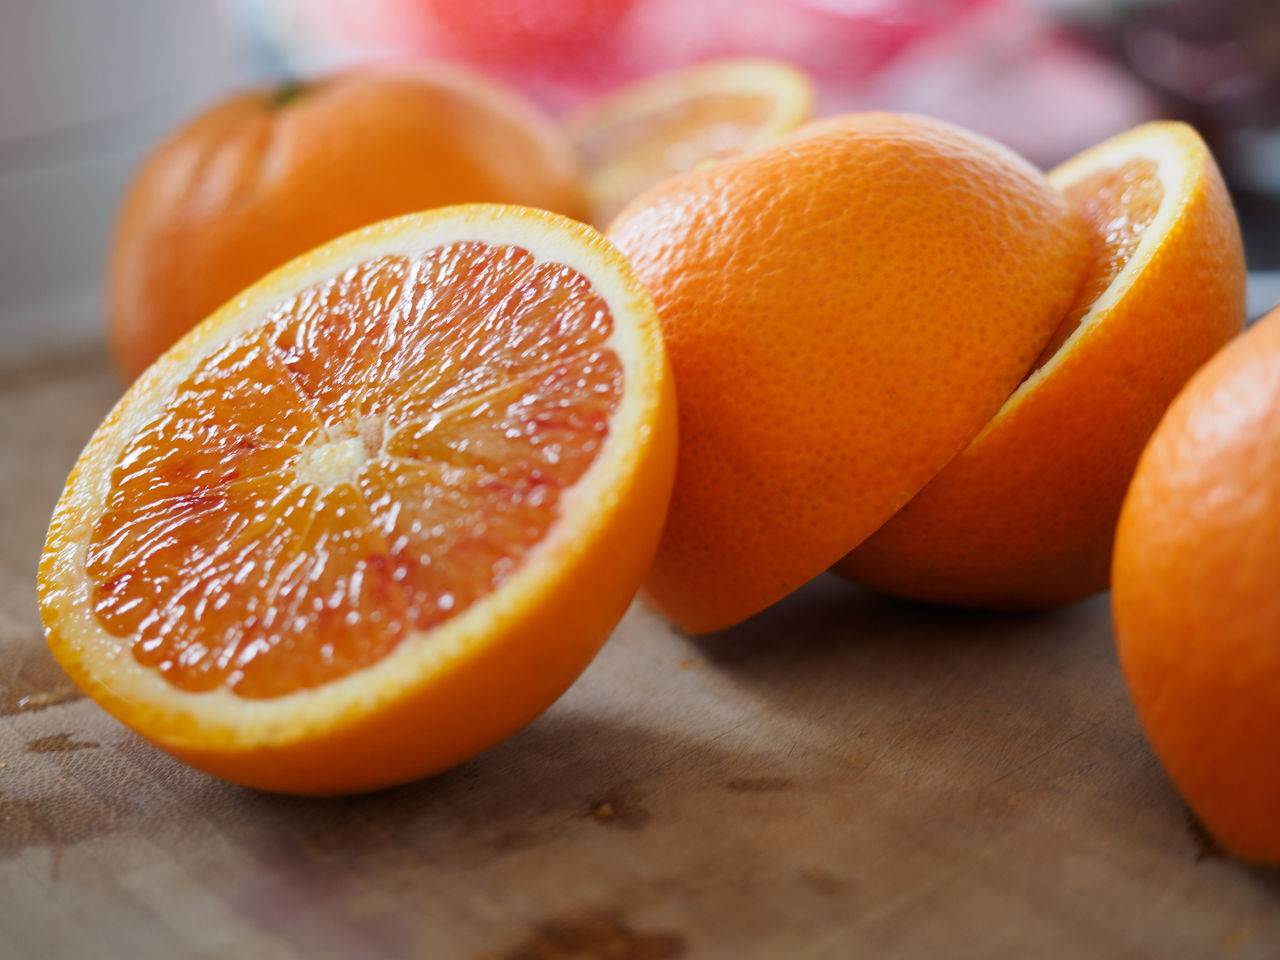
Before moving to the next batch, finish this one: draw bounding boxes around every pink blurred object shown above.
[256,0,965,104]
[852,1,1163,167]
[253,0,1160,166]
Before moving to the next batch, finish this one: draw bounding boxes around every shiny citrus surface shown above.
[42,206,675,794]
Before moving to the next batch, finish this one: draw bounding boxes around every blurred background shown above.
[4,0,1280,368]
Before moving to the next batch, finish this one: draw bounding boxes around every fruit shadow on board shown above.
[102,693,753,856]
[685,573,1280,884]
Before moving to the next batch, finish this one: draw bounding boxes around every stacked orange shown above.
[610,116,1244,631]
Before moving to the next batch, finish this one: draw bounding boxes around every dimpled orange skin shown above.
[608,112,1091,634]
[1112,307,1280,862]
[838,123,1246,609]
[108,63,585,380]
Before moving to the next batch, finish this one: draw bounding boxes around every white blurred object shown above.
[0,0,239,367]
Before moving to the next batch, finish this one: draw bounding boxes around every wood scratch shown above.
[984,727,1092,791]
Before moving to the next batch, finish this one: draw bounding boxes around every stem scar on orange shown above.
[608,111,1091,634]
[40,205,675,796]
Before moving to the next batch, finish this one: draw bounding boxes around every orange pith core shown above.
[1029,157,1164,373]
[85,242,622,699]
[581,92,778,172]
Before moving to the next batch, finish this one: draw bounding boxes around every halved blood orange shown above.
[837,121,1246,608]
[39,205,676,795]
[564,57,813,227]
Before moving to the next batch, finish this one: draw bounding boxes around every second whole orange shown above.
[108,62,586,380]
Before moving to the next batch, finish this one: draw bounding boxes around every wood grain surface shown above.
[2,352,1278,959]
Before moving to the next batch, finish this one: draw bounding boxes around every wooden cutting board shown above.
[2,349,1278,959]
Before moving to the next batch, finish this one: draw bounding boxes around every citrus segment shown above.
[41,206,675,794]
[837,121,1245,609]
[608,112,1090,633]
[565,58,813,226]
[1113,306,1280,863]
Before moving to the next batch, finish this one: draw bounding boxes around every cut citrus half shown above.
[837,121,1246,608]
[39,205,676,795]
[564,58,813,227]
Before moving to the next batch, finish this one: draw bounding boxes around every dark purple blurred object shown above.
[1064,0,1280,266]
[1114,0,1280,128]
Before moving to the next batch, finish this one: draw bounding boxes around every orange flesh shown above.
[1030,158,1163,373]
[86,243,621,699]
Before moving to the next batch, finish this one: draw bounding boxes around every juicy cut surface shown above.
[85,243,622,698]
[1032,158,1164,372]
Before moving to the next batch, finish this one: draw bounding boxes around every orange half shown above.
[39,205,676,794]
[837,121,1246,608]
[564,57,813,227]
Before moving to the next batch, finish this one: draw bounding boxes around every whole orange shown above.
[608,112,1090,633]
[107,63,585,380]
[1112,306,1280,862]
